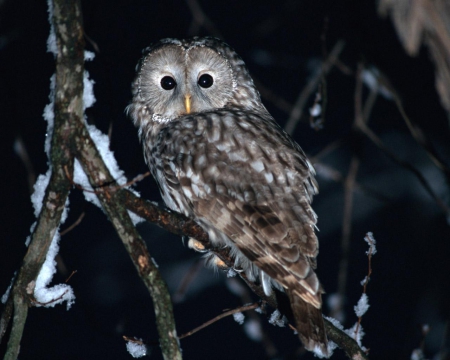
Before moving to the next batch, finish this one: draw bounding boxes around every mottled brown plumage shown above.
[127,37,328,354]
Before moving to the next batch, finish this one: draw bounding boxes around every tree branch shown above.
[73,124,182,360]
[2,1,82,358]
[1,1,182,359]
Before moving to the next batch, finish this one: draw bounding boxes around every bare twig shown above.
[253,78,293,114]
[226,277,279,357]
[357,120,450,219]
[65,270,77,284]
[334,64,364,320]
[310,139,343,162]
[253,0,302,37]
[314,162,392,203]
[335,156,359,321]
[284,40,345,135]
[13,136,36,194]
[60,212,85,236]
[179,302,259,339]
[83,31,100,53]
[185,0,222,38]
[114,171,151,190]
[172,259,204,303]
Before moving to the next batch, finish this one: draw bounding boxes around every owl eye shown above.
[160,76,177,90]
[198,74,214,88]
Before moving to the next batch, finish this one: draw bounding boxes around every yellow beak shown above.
[184,94,191,114]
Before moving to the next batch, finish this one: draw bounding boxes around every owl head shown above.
[127,37,264,127]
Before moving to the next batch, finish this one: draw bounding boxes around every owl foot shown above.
[188,238,208,253]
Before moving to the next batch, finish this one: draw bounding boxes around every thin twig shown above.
[13,136,36,194]
[31,290,69,306]
[357,121,450,219]
[185,0,223,38]
[336,156,359,317]
[226,277,279,357]
[355,233,376,339]
[253,77,293,114]
[64,165,150,194]
[60,212,85,236]
[113,172,151,190]
[65,270,77,283]
[310,139,343,162]
[172,258,204,303]
[179,302,259,339]
[284,40,345,135]
[314,162,392,203]
[378,71,450,178]
[334,64,364,320]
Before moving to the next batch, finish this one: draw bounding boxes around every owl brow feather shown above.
[137,41,185,101]
[184,43,238,91]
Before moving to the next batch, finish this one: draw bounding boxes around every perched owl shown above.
[127,37,328,354]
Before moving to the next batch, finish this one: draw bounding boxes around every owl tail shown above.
[287,289,329,356]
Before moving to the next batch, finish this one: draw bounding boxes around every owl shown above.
[127,37,328,354]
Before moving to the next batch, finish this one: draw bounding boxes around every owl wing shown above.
[157,109,322,306]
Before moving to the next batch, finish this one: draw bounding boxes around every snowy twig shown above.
[323,318,370,360]
[354,232,377,341]
[31,289,69,307]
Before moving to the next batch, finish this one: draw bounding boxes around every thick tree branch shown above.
[2,1,82,358]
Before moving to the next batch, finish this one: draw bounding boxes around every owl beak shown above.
[184,94,191,114]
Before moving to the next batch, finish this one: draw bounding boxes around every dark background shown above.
[1,0,450,359]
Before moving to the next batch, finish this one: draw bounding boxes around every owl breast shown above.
[140,108,317,285]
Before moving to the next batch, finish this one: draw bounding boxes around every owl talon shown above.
[188,238,207,253]
[213,256,228,270]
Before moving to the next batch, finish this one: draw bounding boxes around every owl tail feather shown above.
[287,289,329,357]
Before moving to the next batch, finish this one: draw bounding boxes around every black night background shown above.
[1,1,449,359]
